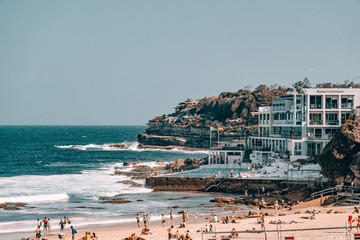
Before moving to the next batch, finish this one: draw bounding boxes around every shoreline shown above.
[5,204,358,240]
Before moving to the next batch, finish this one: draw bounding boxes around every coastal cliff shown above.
[138,85,291,148]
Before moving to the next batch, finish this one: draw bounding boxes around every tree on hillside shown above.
[293,78,311,93]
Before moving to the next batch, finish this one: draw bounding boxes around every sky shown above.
[1,0,360,125]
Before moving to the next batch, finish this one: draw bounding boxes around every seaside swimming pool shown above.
[165,166,249,178]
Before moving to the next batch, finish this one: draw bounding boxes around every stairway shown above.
[204,179,227,192]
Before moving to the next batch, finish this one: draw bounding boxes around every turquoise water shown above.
[0,126,237,239]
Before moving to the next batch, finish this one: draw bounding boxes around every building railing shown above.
[256,133,302,139]
[201,224,354,240]
[341,103,353,109]
[309,120,323,125]
[310,104,322,109]
[325,120,339,125]
[326,103,338,109]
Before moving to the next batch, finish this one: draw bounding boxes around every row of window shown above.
[309,112,350,125]
[310,95,354,109]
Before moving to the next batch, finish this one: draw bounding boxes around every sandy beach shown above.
[17,205,359,240]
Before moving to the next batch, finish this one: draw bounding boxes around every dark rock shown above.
[123,161,142,166]
[117,180,143,187]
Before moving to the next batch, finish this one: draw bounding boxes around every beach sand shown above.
[20,205,359,240]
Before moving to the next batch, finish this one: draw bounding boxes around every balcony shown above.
[307,134,332,140]
[325,120,339,125]
[341,103,353,109]
[326,104,338,109]
[309,120,323,125]
[261,133,302,139]
[310,104,322,109]
[273,120,294,125]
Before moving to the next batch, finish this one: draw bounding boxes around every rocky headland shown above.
[137,85,292,148]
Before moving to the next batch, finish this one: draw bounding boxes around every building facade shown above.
[249,88,360,162]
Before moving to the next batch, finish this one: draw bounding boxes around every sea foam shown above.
[55,142,208,154]
[0,193,69,203]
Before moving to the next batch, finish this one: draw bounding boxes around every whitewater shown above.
[0,126,227,239]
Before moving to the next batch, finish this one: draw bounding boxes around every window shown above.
[341,96,353,109]
[294,143,302,155]
[325,129,337,139]
[315,129,322,139]
[341,112,351,124]
[325,113,338,125]
[310,96,322,109]
[326,97,338,109]
[309,113,322,125]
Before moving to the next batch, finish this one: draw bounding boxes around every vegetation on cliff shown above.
[139,79,360,148]
[317,117,360,182]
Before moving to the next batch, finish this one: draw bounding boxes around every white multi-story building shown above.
[249,88,360,162]
[208,140,246,168]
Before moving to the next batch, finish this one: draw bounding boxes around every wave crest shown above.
[55,142,208,154]
[0,193,69,204]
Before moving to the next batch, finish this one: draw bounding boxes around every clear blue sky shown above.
[1,0,359,125]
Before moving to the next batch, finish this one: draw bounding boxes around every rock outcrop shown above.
[317,117,360,184]
[0,202,28,210]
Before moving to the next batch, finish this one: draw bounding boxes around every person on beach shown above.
[213,214,218,223]
[209,224,213,232]
[186,210,189,223]
[205,224,210,232]
[59,219,65,233]
[143,214,147,227]
[260,214,265,230]
[194,214,197,222]
[162,214,166,227]
[356,215,360,231]
[179,221,186,228]
[141,225,152,235]
[58,232,65,239]
[136,214,141,228]
[37,219,42,228]
[349,215,354,231]
[185,230,191,240]
[146,213,150,226]
[170,209,173,223]
[173,230,180,238]
[35,226,41,240]
[48,218,52,234]
[274,199,279,212]
[231,228,238,238]
[167,225,174,240]
[71,226,77,240]
[43,217,48,235]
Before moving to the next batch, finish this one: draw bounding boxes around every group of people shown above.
[35,217,51,239]
[167,225,192,240]
[135,209,192,239]
[33,216,78,240]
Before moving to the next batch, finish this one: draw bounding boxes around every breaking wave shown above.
[55,142,208,154]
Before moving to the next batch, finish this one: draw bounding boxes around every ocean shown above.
[0,126,236,239]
